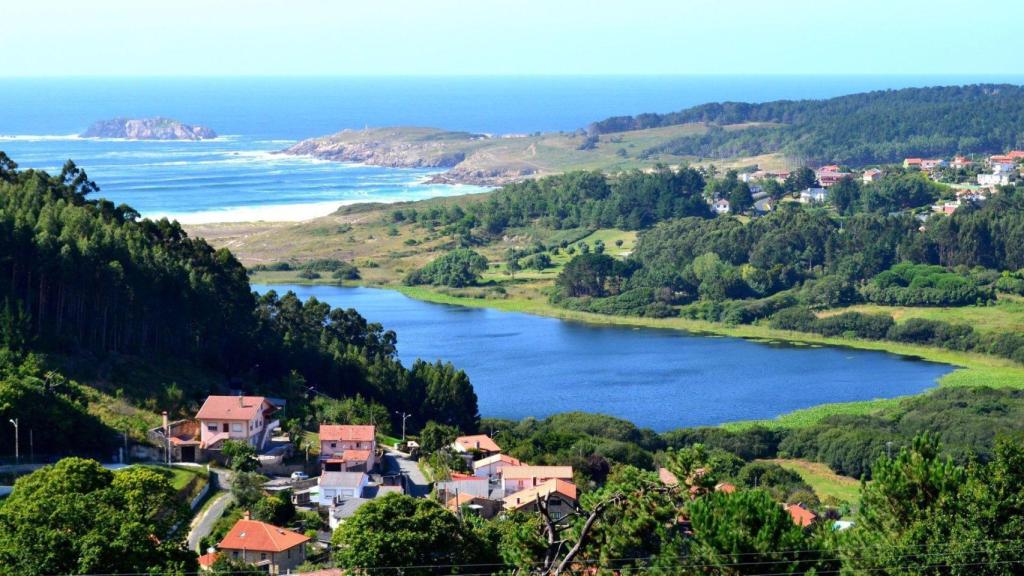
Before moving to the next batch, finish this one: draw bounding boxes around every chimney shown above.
[162,411,169,434]
[243,510,250,520]
[239,396,244,407]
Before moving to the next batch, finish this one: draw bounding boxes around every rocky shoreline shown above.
[279,127,539,186]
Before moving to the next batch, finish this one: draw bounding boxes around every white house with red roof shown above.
[216,512,310,574]
[452,434,501,456]
[319,424,376,472]
[196,396,279,452]
[501,465,574,496]
[473,453,522,479]
[503,479,579,519]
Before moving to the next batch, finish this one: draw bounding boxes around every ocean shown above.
[1,75,1021,222]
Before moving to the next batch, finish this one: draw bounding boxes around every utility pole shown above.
[8,419,18,464]
[123,429,129,464]
[886,441,894,459]
[395,411,411,442]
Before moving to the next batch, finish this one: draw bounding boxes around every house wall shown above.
[318,476,368,507]
[436,479,491,498]
[222,545,305,575]
[199,417,262,447]
[319,439,376,470]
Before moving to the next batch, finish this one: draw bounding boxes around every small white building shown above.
[317,471,368,507]
[978,173,1011,186]
[799,187,829,204]
[435,473,491,499]
[862,168,884,184]
[712,198,731,214]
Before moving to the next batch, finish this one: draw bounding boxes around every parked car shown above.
[290,471,309,481]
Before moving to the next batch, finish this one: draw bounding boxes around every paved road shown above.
[187,490,233,553]
[382,451,431,497]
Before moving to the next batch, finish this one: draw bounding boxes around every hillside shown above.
[279,123,786,185]
[590,84,1024,165]
[0,153,481,456]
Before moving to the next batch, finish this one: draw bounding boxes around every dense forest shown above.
[0,153,479,455]
[588,84,1024,165]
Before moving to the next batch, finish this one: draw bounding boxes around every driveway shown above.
[187,490,233,553]
[381,451,430,498]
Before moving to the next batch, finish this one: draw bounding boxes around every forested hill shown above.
[0,152,480,456]
[588,84,1024,165]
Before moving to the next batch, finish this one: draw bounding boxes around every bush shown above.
[815,312,894,340]
[769,306,818,332]
[861,262,993,307]
[331,262,361,280]
[297,270,321,280]
[405,249,488,288]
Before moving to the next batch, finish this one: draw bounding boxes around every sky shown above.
[2,0,1023,76]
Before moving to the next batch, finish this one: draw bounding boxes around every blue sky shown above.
[3,0,1022,76]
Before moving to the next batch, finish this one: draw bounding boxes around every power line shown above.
[45,538,1024,576]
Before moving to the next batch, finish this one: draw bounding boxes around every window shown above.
[232,423,242,433]
[331,442,337,449]
[222,423,229,433]
[287,549,292,559]
[232,551,239,559]
[207,425,217,432]
[260,553,267,561]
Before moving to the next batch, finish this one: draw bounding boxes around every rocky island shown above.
[81,117,217,140]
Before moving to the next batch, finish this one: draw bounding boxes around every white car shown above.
[290,471,309,481]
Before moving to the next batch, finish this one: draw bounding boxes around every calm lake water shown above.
[252,284,953,431]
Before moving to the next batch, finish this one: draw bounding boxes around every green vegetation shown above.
[0,153,481,463]
[405,248,488,287]
[591,84,1024,165]
[762,459,861,507]
[0,458,197,575]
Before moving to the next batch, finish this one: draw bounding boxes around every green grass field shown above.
[819,295,1024,335]
[759,458,862,507]
[132,464,207,492]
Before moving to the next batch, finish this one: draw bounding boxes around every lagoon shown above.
[252,284,953,431]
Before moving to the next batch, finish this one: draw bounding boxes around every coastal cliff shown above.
[81,117,217,140]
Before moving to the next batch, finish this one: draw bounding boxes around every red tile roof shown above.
[473,454,521,469]
[715,482,737,494]
[1007,151,1024,159]
[455,435,501,452]
[218,517,310,553]
[658,467,679,485]
[196,396,272,421]
[319,424,375,442]
[503,479,579,510]
[785,503,818,527]
[449,472,487,481]
[197,552,219,568]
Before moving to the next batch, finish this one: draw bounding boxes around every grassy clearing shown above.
[818,295,1024,335]
[132,464,207,492]
[758,458,862,506]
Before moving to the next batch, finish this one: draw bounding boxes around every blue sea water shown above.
[1,75,1021,221]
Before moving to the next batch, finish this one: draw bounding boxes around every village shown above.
[148,395,832,574]
[706,149,1024,216]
